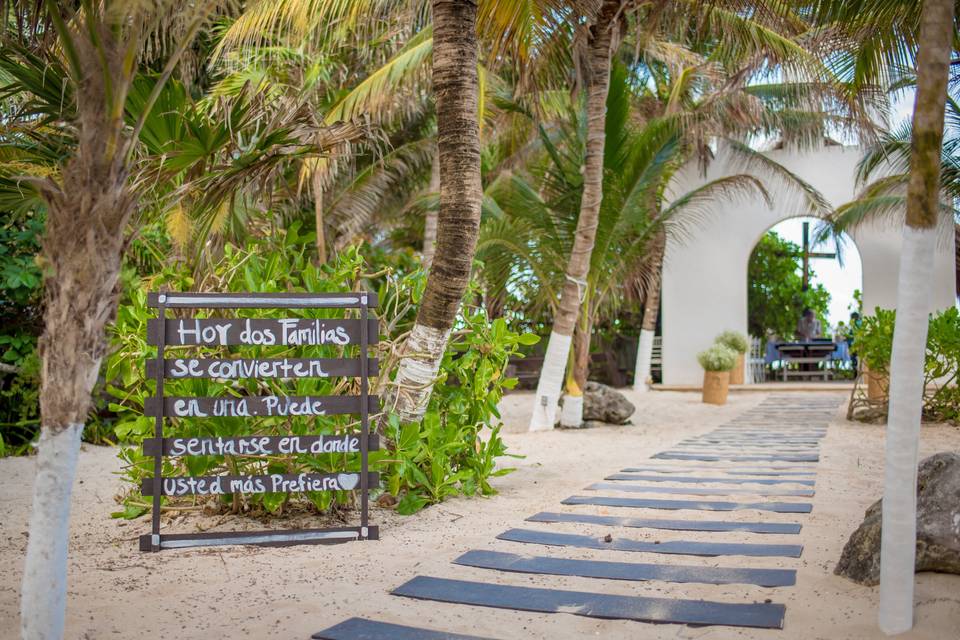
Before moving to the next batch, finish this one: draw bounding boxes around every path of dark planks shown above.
[315,394,839,636]
[392,576,787,630]
[496,528,804,558]
[526,510,802,534]
[312,618,499,640]
[454,549,797,587]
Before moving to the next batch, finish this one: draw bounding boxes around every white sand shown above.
[1,389,958,639]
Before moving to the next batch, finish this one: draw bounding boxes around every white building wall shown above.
[661,143,956,386]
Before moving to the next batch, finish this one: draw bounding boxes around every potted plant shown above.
[697,344,738,405]
[716,331,749,385]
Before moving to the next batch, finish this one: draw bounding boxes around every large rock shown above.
[582,382,635,425]
[835,452,960,585]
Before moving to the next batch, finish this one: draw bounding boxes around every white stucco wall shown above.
[661,143,957,386]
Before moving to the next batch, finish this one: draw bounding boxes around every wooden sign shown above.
[145,357,378,379]
[144,394,379,418]
[140,290,379,552]
[147,318,380,346]
[147,291,379,309]
[142,434,380,457]
[141,472,381,496]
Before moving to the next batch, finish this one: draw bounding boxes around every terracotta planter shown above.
[865,368,888,401]
[702,370,730,405]
[729,353,745,385]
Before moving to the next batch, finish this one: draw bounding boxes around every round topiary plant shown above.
[715,330,749,354]
[697,344,738,372]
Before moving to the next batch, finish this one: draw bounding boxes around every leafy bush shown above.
[853,306,960,423]
[0,211,44,454]
[715,330,749,354]
[384,311,536,514]
[107,228,531,519]
[697,344,738,372]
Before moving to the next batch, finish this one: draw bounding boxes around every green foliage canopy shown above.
[748,230,831,339]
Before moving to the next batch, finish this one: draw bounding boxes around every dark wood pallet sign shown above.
[141,471,380,496]
[147,317,380,346]
[392,576,787,629]
[312,618,500,640]
[145,357,379,379]
[144,394,379,418]
[142,433,379,457]
[140,290,379,552]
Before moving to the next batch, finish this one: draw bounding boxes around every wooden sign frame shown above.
[140,291,379,551]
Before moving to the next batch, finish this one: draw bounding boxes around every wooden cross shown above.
[801,221,836,291]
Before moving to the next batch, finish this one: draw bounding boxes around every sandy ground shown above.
[1,389,959,639]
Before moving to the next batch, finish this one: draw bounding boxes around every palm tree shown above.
[526,0,873,428]
[529,0,623,430]
[389,0,484,420]
[12,5,216,637]
[4,4,366,636]
[217,0,582,420]
[876,0,955,633]
[481,74,772,423]
[811,0,957,630]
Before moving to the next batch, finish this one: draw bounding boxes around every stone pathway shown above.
[313,394,842,639]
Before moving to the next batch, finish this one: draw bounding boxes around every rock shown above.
[835,451,960,585]
[582,381,635,425]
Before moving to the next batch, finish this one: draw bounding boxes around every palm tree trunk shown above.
[22,116,135,640]
[390,0,482,422]
[422,149,440,268]
[19,10,141,637]
[312,170,327,264]
[530,0,620,431]
[634,232,665,391]
[560,308,593,428]
[878,0,954,633]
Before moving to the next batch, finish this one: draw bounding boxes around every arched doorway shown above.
[747,217,862,381]
[660,143,956,386]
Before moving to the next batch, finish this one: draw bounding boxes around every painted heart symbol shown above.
[337,473,359,491]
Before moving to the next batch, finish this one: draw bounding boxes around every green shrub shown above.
[697,344,738,372]
[853,306,960,423]
[715,330,749,354]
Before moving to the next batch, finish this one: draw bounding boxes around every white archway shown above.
[661,143,957,386]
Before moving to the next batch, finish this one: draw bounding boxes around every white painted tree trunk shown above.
[390,323,451,423]
[529,331,571,431]
[21,423,84,640]
[559,394,583,428]
[878,226,937,635]
[633,329,656,392]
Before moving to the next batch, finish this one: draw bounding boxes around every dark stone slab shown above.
[621,467,816,476]
[312,617,498,640]
[392,576,786,629]
[561,495,813,514]
[653,453,819,462]
[605,473,815,486]
[586,482,814,497]
[496,528,803,558]
[454,549,797,587]
[526,511,802,534]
